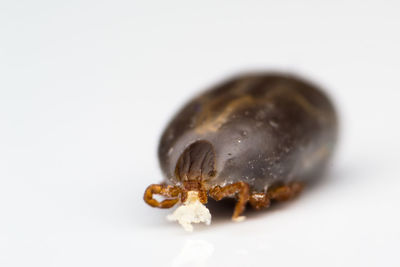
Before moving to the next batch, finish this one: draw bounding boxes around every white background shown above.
[1,0,400,266]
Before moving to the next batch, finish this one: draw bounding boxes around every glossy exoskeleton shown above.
[144,73,337,223]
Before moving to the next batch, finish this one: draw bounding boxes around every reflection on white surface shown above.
[171,239,214,267]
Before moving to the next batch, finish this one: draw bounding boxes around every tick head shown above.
[174,140,217,183]
[180,180,208,204]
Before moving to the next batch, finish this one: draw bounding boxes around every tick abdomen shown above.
[159,74,337,191]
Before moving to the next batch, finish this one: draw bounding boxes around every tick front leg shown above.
[143,184,182,208]
[209,181,250,221]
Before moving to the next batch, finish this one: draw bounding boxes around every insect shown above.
[143,73,338,231]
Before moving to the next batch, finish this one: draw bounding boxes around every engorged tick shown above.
[143,73,338,231]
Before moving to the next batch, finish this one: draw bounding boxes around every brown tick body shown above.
[144,73,338,221]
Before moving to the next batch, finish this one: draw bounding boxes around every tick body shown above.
[144,73,338,231]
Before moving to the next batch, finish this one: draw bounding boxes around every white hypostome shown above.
[167,191,211,232]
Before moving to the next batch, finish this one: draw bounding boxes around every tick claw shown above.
[232,216,246,222]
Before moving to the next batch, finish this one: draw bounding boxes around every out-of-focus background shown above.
[1,0,400,266]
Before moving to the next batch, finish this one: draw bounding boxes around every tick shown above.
[143,73,338,231]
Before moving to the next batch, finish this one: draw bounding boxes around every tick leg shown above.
[143,184,182,208]
[209,181,250,220]
[249,192,270,210]
[268,182,303,202]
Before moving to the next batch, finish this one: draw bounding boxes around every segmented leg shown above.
[249,192,270,210]
[209,181,250,220]
[249,182,303,210]
[143,184,182,208]
[268,182,303,202]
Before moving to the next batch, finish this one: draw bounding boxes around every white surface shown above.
[1,0,400,266]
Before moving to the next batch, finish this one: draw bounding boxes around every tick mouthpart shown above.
[143,181,212,231]
[181,181,208,204]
